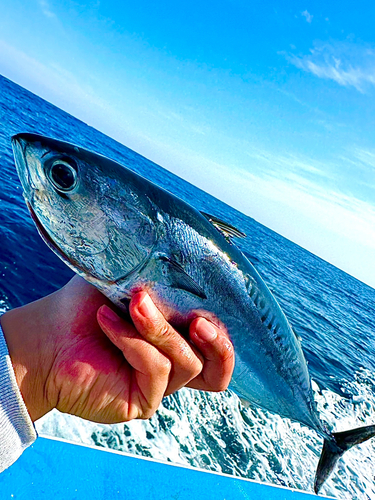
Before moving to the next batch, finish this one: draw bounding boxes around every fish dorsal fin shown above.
[200,212,246,240]
[159,255,207,299]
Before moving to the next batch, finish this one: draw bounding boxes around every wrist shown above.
[0,299,56,421]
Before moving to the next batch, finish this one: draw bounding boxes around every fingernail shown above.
[99,305,120,323]
[138,293,157,318]
[196,319,217,342]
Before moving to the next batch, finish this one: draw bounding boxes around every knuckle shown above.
[204,379,229,393]
[152,318,173,341]
[158,321,172,339]
[140,407,156,420]
[214,380,230,392]
[189,359,203,379]
[157,356,172,377]
[178,354,202,381]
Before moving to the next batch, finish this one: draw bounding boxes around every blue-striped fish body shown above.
[12,132,375,494]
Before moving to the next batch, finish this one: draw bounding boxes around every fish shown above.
[12,132,375,494]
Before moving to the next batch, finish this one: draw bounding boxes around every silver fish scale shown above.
[136,212,322,431]
[13,132,325,437]
[14,133,375,494]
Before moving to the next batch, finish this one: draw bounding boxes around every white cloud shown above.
[301,10,313,23]
[226,166,375,287]
[0,38,374,286]
[260,173,375,250]
[245,149,333,179]
[151,137,375,252]
[0,40,116,128]
[0,41,87,102]
[155,143,375,287]
[286,41,375,92]
[38,0,56,19]
[244,172,375,287]
[351,147,375,170]
[234,149,375,252]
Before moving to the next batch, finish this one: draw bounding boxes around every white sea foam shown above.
[0,299,9,315]
[36,369,375,500]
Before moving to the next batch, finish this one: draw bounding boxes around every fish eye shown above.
[48,160,78,192]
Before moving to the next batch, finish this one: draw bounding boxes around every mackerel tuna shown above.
[12,133,375,494]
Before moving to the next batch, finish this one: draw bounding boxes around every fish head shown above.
[12,133,157,285]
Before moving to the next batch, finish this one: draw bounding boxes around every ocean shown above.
[0,75,374,499]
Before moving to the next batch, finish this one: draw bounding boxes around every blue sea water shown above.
[0,75,374,499]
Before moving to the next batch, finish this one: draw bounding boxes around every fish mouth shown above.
[27,202,68,260]
[12,134,91,280]
[12,135,34,195]
[26,201,92,279]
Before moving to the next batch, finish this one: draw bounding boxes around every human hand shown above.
[1,276,234,423]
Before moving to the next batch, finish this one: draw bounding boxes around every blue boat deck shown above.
[0,437,332,499]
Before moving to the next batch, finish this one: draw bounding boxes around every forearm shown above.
[0,299,57,422]
[0,322,36,472]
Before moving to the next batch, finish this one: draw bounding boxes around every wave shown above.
[36,369,375,499]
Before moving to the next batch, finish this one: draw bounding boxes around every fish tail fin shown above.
[314,424,375,494]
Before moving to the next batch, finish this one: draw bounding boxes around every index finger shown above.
[129,292,204,395]
[97,305,172,420]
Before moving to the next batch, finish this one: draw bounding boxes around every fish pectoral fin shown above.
[159,256,207,299]
[200,211,246,240]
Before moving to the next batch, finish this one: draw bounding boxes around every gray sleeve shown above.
[0,323,37,472]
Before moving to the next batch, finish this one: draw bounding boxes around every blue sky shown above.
[1,0,375,287]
